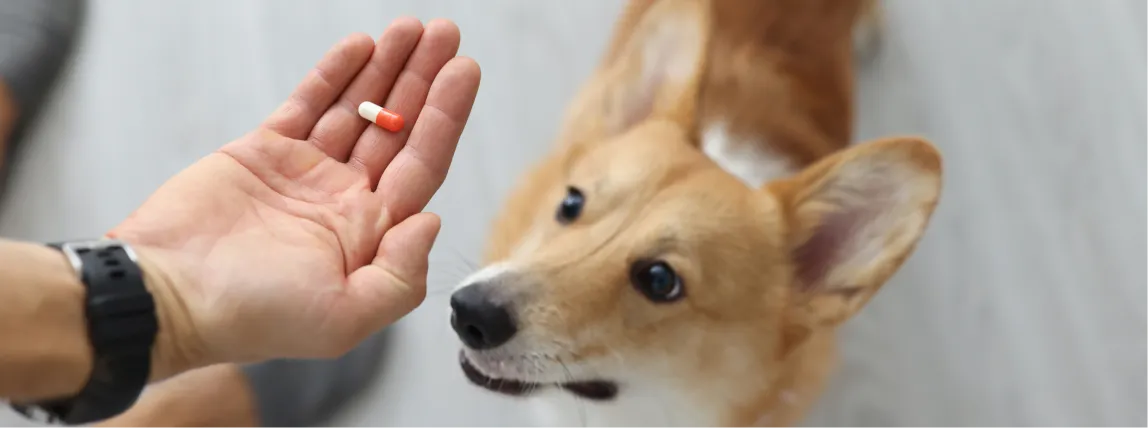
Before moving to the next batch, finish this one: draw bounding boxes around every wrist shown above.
[93,364,258,427]
[5,239,211,424]
[129,246,209,381]
[0,240,92,400]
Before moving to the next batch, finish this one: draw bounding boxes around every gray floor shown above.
[1,0,1144,426]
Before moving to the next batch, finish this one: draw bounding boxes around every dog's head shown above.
[450,0,941,417]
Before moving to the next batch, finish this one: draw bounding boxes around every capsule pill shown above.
[358,101,404,132]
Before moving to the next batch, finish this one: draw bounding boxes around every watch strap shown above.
[12,240,157,425]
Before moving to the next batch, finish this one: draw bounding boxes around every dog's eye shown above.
[556,186,585,224]
[630,260,684,302]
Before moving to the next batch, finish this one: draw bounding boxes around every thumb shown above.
[343,212,441,343]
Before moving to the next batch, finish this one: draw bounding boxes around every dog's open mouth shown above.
[458,351,618,401]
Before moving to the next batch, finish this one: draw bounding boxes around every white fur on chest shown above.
[701,122,795,187]
[527,383,720,427]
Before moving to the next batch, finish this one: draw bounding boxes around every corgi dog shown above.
[449,0,942,425]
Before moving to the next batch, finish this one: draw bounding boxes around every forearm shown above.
[95,364,259,427]
[0,239,91,400]
[0,238,201,401]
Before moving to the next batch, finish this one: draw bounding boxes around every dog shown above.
[449,0,942,425]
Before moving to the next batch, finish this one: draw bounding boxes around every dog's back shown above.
[597,0,876,187]
[701,0,870,166]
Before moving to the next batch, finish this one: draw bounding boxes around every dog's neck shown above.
[526,332,837,427]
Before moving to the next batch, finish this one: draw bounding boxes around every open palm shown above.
[108,18,479,365]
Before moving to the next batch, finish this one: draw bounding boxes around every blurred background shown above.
[0,0,1144,426]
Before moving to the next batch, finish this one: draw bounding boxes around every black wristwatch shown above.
[9,239,158,425]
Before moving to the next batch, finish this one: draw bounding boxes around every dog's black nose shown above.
[450,284,517,350]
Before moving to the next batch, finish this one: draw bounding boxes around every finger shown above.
[305,18,424,160]
[376,57,480,222]
[342,212,441,344]
[262,33,375,140]
[347,19,461,184]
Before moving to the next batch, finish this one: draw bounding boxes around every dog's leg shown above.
[853,0,885,62]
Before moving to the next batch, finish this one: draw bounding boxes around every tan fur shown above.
[466,0,942,425]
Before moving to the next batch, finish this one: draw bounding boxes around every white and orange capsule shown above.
[358,101,404,132]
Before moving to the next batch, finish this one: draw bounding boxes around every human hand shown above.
[107,18,480,376]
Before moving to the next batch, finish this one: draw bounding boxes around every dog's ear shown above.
[771,137,942,327]
[558,0,710,144]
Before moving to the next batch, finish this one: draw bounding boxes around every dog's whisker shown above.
[425,263,475,294]
[425,282,459,294]
[425,253,482,301]
[445,247,480,270]
[557,360,588,428]
[430,264,473,280]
